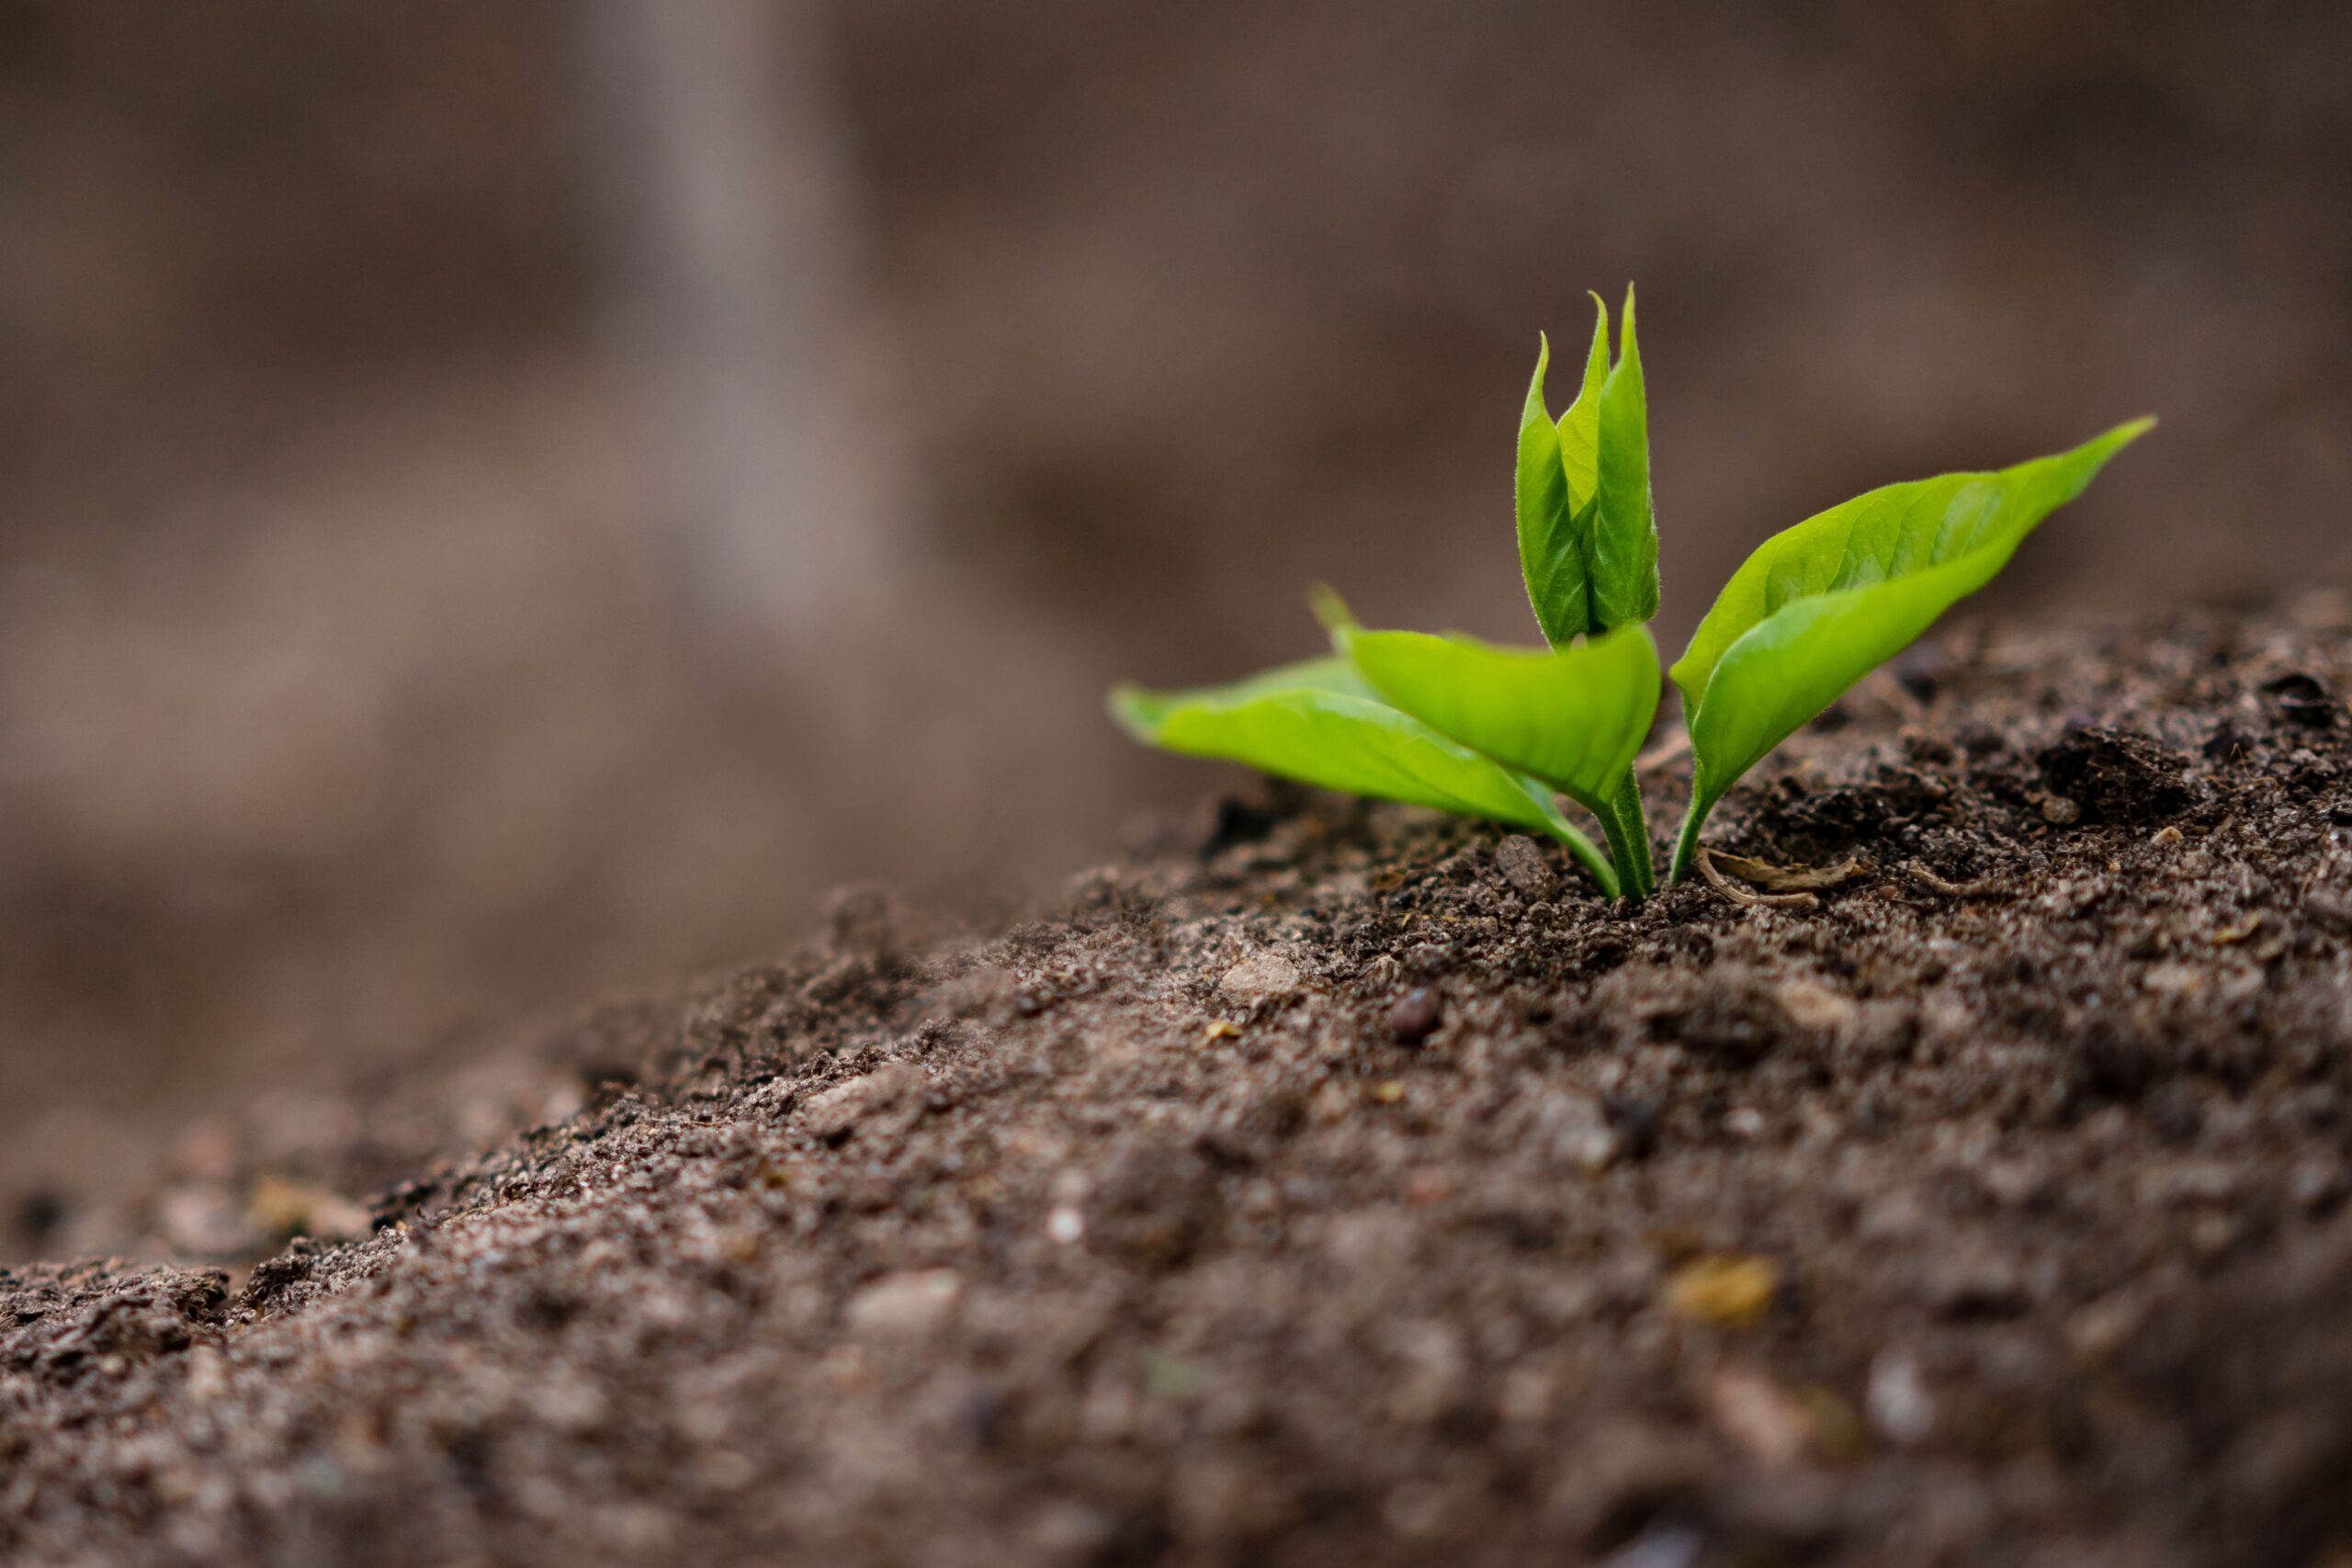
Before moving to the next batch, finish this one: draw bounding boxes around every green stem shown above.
[1594,809,1639,903]
[1604,771,1655,898]
[1668,794,1712,886]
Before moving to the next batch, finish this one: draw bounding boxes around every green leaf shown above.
[1516,292,1656,645]
[1555,296,1611,518]
[1328,616,1660,818]
[1668,418,2153,875]
[1111,655,1371,733]
[1591,286,1659,631]
[1110,658,1619,894]
[1516,333,1589,646]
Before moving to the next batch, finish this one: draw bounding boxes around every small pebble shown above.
[1866,1348,1935,1444]
[845,1269,964,1338]
[1387,987,1444,1045]
[1219,953,1303,1007]
[1599,1524,1705,1568]
[1702,1364,1813,1467]
[1493,835,1555,899]
[803,1063,926,1145]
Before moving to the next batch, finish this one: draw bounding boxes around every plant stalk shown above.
[1668,795,1711,886]
[1597,771,1654,899]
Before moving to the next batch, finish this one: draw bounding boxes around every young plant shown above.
[1112,288,2148,899]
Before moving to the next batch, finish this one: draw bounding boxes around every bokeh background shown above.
[6,1,2349,1201]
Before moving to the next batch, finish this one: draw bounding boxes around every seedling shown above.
[1112,288,2149,899]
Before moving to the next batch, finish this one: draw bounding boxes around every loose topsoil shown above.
[11,604,2352,1567]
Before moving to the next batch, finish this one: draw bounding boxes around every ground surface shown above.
[9,605,2352,1567]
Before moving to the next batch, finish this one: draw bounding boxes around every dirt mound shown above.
[8,604,2352,1567]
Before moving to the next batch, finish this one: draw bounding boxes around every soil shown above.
[10,603,2352,1567]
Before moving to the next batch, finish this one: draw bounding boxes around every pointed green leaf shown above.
[1110,658,1618,893]
[1555,295,1611,515]
[1330,620,1660,817]
[1516,334,1589,646]
[1590,285,1659,631]
[1672,419,2153,839]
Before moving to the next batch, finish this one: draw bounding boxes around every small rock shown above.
[1528,1089,1623,1172]
[1702,1363,1813,1468]
[1218,953,1303,1008]
[1774,978,1856,1033]
[802,1062,926,1145]
[844,1269,965,1338]
[1598,1526,1705,1568]
[2039,793,2083,825]
[1493,835,1555,899]
[1866,1348,1935,1444]
[1387,987,1444,1045]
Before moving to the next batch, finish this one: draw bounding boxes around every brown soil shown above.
[9,604,2352,1567]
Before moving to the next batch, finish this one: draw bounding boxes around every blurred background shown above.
[4,1,2348,1204]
